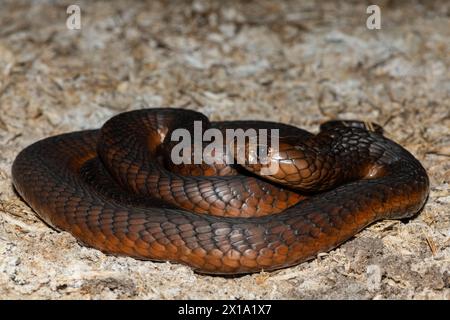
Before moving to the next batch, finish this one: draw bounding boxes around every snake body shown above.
[12,109,429,274]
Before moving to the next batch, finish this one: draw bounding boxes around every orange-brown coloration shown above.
[12,109,429,274]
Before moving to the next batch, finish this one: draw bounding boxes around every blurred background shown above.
[0,0,448,299]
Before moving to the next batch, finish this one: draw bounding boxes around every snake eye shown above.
[364,164,387,179]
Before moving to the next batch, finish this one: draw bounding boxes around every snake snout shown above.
[232,138,280,176]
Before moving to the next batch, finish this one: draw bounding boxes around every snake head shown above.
[233,136,333,192]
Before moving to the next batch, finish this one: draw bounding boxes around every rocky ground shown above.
[0,0,448,299]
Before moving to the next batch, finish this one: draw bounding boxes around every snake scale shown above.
[12,108,429,274]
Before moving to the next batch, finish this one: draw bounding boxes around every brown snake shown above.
[12,108,429,274]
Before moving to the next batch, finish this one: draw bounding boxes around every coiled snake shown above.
[12,109,429,274]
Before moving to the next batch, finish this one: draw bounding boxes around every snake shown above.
[11,108,429,275]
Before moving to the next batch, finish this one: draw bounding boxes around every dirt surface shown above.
[0,0,448,299]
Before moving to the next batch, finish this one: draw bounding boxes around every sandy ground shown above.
[0,0,448,299]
